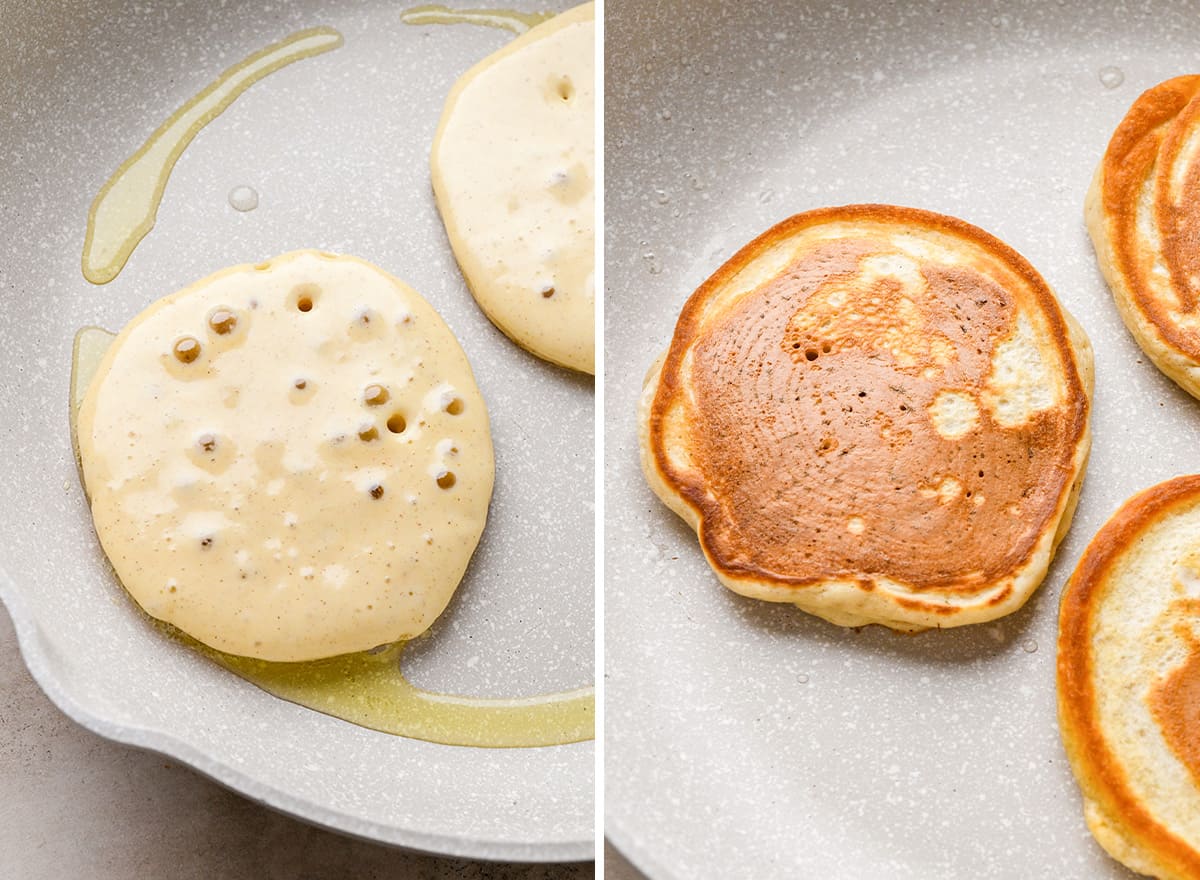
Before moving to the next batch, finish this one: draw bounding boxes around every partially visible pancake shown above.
[78,250,494,662]
[431,3,595,374]
[1086,74,1200,399]
[639,205,1093,631]
[1059,476,1200,879]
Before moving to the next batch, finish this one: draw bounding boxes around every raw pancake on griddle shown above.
[431,3,595,374]
[78,250,494,662]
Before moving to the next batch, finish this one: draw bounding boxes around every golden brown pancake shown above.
[1086,74,1200,400]
[1059,476,1200,879]
[639,205,1093,631]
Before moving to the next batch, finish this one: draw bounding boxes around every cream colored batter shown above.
[77,250,494,662]
[71,326,591,746]
[431,2,595,374]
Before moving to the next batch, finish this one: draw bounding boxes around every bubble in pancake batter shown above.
[173,336,201,363]
[364,384,390,406]
[207,308,238,335]
[292,284,319,312]
[228,185,259,212]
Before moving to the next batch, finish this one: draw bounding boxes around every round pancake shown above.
[78,250,494,662]
[430,3,594,374]
[1086,74,1200,400]
[639,205,1093,631]
[1058,476,1200,879]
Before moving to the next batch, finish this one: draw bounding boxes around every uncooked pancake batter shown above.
[77,250,494,662]
[431,3,595,373]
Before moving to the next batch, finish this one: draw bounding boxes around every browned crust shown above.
[1155,94,1200,317]
[1057,475,1200,879]
[646,204,1090,605]
[1099,75,1200,354]
[889,582,1013,614]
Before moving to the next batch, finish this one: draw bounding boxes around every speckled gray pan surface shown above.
[0,0,592,862]
[606,1,1199,878]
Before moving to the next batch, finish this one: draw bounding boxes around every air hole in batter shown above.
[208,308,238,335]
[293,284,319,312]
[173,336,201,363]
[437,471,456,490]
[364,384,390,406]
[387,413,407,434]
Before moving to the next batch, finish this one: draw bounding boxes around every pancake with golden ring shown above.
[639,205,1093,631]
[1059,476,1200,879]
[1086,74,1200,399]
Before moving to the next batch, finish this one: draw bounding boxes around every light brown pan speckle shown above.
[0,0,591,862]
[606,0,1200,877]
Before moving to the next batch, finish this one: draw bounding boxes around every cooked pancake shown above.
[1059,476,1200,879]
[1086,74,1200,400]
[430,3,594,374]
[78,250,494,662]
[639,205,1093,631]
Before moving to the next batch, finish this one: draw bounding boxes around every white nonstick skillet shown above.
[0,0,593,861]
[606,0,1199,876]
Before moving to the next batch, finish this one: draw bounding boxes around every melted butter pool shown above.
[400,4,554,34]
[81,27,343,285]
